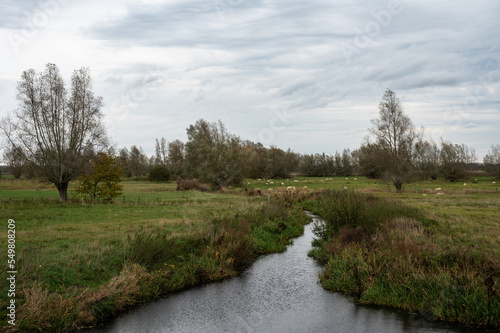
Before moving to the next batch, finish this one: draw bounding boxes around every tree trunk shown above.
[56,181,69,202]
[395,180,403,193]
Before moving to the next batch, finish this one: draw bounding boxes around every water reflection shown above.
[85,215,487,333]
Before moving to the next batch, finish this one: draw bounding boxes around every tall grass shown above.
[305,190,422,245]
[305,190,499,329]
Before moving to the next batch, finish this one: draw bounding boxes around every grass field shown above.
[0,176,499,331]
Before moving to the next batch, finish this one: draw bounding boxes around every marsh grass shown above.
[305,190,500,329]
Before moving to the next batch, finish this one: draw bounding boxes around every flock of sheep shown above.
[248,178,497,197]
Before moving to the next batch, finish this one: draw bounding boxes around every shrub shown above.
[147,165,171,183]
[74,152,124,202]
[310,190,421,243]
[176,179,210,191]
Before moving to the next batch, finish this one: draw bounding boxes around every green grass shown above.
[0,178,310,332]
[0,176,498,331]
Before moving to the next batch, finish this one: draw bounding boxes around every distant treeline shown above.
[3,118,500,189]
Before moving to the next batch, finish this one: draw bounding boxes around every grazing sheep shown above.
[493,182,497,184]
[287,186,293,191]
[354,178,357,181]
[464,183,467,186]
[304,186,308,189]
[437,192,444,195]
[435,188,442,191]
[423,194,427,196]
[267,188,273,191]
[294,180,299,183]
[345,178,348,180]
[281,182,284,185]
[343,187,347,190]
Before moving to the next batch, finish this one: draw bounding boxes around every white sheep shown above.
[343,187,347,190]
[463,183,467,186]
[493,182,497,184]
[435,188,442,191]
[437,192,444,195]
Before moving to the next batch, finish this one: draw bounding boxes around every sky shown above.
[0,0,499,160]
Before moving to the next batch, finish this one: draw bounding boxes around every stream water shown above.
[85,214,489,333]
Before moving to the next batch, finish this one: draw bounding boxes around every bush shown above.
[147,166,171,183]
[176,179,210,191]
[310,190,421,242]
[74,152,124,202]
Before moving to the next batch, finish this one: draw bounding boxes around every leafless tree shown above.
[0,63,107,201]
[368,89,422,192]
[439,141,476,181]
[484,144,500,178]
[3,145,25,179]
[154,137,168,166]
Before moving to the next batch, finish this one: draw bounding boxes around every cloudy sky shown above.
[1,0,499,159]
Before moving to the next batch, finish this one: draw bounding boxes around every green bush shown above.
[310,190,421,242]
[147,165,171,183]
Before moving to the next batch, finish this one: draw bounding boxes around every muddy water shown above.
[86,215,487,333]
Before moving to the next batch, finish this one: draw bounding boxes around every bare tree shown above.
[154,137,168,166]
[3,145,25,179]
[368,89,421,192]
[440,141,476,181]
[0,63,107,201]
[484,144,500,178]
[414,139,440,180]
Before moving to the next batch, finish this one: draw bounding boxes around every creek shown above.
[85,214,487,333]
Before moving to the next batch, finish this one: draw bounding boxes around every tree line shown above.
[1,64,499,201]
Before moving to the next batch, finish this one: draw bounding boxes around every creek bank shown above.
[303,190,499,330]
[6,203,309,332]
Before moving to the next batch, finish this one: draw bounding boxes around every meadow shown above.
[0,176,498,331]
